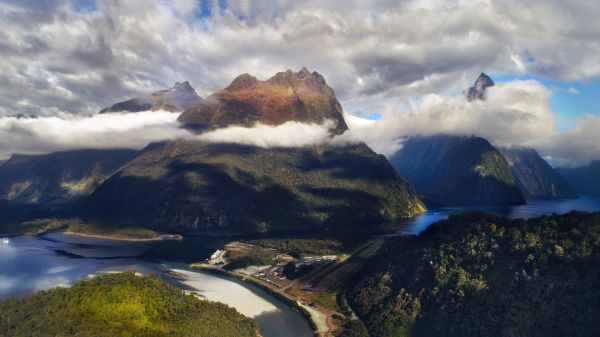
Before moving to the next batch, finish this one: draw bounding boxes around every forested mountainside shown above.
[86,140,425,233]
[388,134,525,206]
[347,211,600,337]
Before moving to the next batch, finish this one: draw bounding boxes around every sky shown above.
[0,0,599,167]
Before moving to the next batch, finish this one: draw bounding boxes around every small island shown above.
[0,272,260,337]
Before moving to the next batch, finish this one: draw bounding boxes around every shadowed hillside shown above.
[0,149,139,204]
[388,134,525,206]
[86,140,425,233]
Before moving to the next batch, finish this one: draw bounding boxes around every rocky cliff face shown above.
[388,134,525,207]
[100,81,202,113]
[465,72,495,101]
[86,140,425,232]
[177,68,348,134]
[0,149,139,204]
[556,161,600,197]
[500,147,577,199]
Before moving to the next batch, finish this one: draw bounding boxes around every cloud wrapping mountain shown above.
[338,80,554,151]
[0,111,189,159]
[196,120,334,148]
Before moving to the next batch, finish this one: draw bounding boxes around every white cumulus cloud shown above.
[196,120,334,148]
[0,111,191,159]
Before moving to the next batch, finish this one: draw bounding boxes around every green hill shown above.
[86,140,425,233]
[347,211,600,337]
[0,272,259,337]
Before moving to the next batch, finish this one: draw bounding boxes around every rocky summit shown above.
[177,68,349,134]
[466,72,495,101]
[100,81,202,113]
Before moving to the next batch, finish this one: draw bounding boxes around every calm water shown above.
[394,195,600,234]
[1,196,600,336]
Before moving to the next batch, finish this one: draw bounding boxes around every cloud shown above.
[1,1,600,119]
[337,80,556,155]
[537,114,600,167]
[566,87,580,95]
[0,111,190,159]
[196,120,334,148]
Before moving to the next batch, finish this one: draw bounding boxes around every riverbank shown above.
[62,230,182,242]
[189,264,323,336]
[189,235,388,337]
[0,217,183,241]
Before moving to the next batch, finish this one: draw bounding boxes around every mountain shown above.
[465,72,494,101]
[556,161,600,197]
[86,140,425,233]
[177,68,348,134]
[346,211,600,337]
[499,147,577,199]
[99,81,202,113]
[0,149,138,204]
[388,134,525,206]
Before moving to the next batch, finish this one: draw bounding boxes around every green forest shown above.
[347,211,600,337]
[0,272,260,337]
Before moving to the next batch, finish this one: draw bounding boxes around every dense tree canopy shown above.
[0,272,260,337]
[348,211,600,337]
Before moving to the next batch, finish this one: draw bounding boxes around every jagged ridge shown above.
[177,68,348,134]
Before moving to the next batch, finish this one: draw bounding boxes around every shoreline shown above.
[188,264,322,336]
[62,231,183,242]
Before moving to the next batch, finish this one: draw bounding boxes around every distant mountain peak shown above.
[466,72,495,101]
[178,68,348,134]
[100,81,202,114]
[225,74,260,91]
[172,81,195,92]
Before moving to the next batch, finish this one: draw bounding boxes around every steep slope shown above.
[388,134,525,206]
[0,149,139,204]
[465,72,494,101]
[347,211,600,337]
[178,68,348,134]
[556,161,600,197]
[100,81,202,113]
[500,147,577,199]
[86,140,425,233]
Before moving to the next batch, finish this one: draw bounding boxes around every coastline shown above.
[188,264,322,336]
[62,230,183,242]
